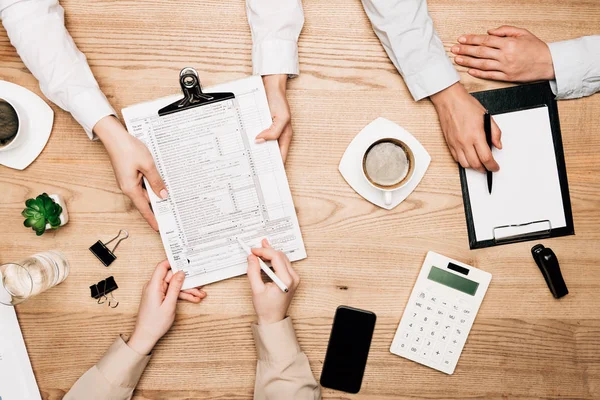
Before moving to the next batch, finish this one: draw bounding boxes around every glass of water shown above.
[0,250,69,305]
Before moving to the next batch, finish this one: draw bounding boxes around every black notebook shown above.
[459,82,574,249]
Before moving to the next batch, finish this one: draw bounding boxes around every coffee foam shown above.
[364,142,409,186]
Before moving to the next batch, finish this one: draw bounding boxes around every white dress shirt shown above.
[246,0,304,77]
[0,0,115,139]
[360,0,459,101]
[548,36,600,100]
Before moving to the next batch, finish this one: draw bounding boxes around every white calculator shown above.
[390,251,492,374]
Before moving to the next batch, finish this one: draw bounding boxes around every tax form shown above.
[122,76,306,289]
[0,305,41,400]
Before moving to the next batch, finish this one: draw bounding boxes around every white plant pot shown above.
[45,194,69,230]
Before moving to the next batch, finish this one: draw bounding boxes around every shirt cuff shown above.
[69,87,116,140]
[403,59,460,101]
[548,40,584,100]
[252,317,301,362]
[252,40,299,78]
[96,335,151,389]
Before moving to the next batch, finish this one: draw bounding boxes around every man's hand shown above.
[430,83,502,173]
[246,239,300,325]
[128,260,206,355]
[451,26,555,83]
[255,74,293,163]
[94,116,167,231]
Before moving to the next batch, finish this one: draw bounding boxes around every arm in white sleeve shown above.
[548,35,600,100]
[246,0,304,77]
[0,0,115,139]
[360,0,459,101]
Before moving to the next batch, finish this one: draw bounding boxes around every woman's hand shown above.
[94,115,167,231]
[246,239,300,325]
[128,260,206,355]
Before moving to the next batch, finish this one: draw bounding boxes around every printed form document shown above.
[0,305,41,400]
[122,76,306,289]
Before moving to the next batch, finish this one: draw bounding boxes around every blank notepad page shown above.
[465,106,567,242]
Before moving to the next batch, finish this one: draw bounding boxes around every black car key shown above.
[531,244,568,299]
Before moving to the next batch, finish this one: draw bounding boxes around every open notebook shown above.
[460,83,574,249]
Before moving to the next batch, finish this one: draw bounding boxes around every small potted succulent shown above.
[22,193,69,236]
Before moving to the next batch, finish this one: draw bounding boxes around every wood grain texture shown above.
[1,0,599,398]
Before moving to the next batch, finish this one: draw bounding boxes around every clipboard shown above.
[158,67,235,116]
[459,82,575,249]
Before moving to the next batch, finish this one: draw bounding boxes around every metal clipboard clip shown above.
[492,219,552,245]
[158,67,236,117]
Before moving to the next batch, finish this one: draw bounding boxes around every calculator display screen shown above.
[428,266,479,295]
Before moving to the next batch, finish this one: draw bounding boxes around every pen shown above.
[237,237,289,293]
[484,111,493,194]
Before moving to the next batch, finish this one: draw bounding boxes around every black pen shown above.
[484,112,493,194]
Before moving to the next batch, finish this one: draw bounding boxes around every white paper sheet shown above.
[0,305,41,400]
[122,76,306,289]
[465,106,567,242]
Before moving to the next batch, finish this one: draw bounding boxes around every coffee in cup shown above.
[0,99,20,149]
[363,138,414,188]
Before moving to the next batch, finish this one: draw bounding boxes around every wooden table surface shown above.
[1,0,599,399]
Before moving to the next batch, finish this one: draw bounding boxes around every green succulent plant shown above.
[22,193,63,236]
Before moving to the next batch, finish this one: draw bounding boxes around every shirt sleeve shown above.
[63,335,151,400]
[252,317,321,399]
[245,0,304,77]
[548,36,600,100]
[0,0,115,139]
[360,0,459,101]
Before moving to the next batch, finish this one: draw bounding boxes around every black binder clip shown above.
[158,67,236,116]
[531,244,568,299]
[90,276,119,308]
[89,229,129,267]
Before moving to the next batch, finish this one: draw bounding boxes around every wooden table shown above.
[1,1,599,398]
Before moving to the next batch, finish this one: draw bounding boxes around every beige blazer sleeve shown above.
[64,335,151,400]
[252,317,321,400]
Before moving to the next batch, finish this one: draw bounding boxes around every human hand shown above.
[430,83,502,173]
[255,75,293,163]
[451,26,555,83]
[93,115,167,231]
[128,260,206,355]
[246,239,300,325]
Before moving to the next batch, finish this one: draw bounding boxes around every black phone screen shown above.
[320,306,376,394]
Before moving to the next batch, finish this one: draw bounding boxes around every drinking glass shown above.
[0,250,69,305]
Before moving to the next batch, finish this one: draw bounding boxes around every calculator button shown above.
[432,342,445,364]
[440,333,449,342]
[432,318,442,328]
[416,324,426,334]
[458,317,469,325]
[410,310,419,319]
[417,291,427,300]
[424,338,434,348]
[421,348,431,359]
[452,304,460,312]
[450,338,460,347]
[396,341,408,353]
[443,324,452,333]
[425,304,435,314]
[412,334,423,347]
[435,309,446,318]
[462,308,473,317]
[414,301,425,309]
[421,314,431,325]
[401,331,411,341]
[428,329,437,339]
[447,313,457,322]
[409,345,420,355]
[440,300,450,309]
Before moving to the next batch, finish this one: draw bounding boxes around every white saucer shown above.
[339,117,431,210]
[0,81,53,170]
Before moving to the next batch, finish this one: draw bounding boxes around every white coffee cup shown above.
[361,138,415,206]
[0,98,23,152]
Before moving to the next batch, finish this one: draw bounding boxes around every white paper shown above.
[122,76,306,289]
[465,106,567,242]
[0,305,41,400]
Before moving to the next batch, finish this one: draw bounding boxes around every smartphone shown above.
[320,306,377,394]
